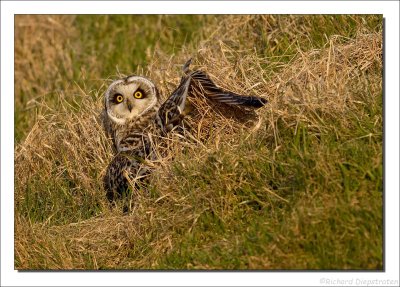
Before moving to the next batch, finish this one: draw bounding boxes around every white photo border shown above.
[1,1,399,286]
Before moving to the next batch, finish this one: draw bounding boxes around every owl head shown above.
[104,76,159,125]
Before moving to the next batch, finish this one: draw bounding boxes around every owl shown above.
[102,59,267,202]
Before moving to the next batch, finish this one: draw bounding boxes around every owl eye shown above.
[115,94,124,103]
[134,91,143,99]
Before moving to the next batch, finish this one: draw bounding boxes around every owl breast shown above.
[114,106,159,155]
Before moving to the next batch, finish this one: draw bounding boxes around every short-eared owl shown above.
[102,59,267,202]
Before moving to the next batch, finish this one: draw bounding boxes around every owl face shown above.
[104,76,159,125]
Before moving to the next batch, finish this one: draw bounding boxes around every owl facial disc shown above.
[104,76,158,125]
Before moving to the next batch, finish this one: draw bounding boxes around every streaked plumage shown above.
[102,59,267,202]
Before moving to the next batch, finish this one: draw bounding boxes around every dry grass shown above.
[14,15,382,270]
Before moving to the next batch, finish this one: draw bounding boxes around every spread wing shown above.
[156,58,268,133]
[189,69,268,108]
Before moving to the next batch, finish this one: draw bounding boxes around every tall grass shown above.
[14,15,382,269]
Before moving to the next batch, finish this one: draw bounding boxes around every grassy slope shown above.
[14,15,382,269]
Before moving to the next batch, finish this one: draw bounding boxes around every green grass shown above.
[72,15,212,78]
[153,99,382,269]
[14,15,383,270]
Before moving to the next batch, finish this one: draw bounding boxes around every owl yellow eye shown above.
[134,91,143,99]
[116,95,124,103]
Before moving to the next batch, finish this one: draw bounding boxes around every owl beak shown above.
[127,100,133,112]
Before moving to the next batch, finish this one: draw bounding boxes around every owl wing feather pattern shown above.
[156,75,192,133]
[189,69,267,108]
[182,58,268,108]
[156,59,267,133]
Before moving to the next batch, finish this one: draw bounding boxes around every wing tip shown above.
[255,97,268,108]
[183,58,192,74]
